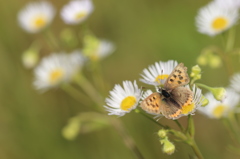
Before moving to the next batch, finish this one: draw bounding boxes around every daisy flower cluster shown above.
[18,1,115,91]
[195,0,239,36]
[198,88,240,119]
[18,0,94,33]
[104,60,203,119]
[194,1,240,119]
[198,73,240,119]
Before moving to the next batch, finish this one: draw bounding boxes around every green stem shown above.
[189,139,204,159]
[90,61,107,95]
[74,73,104,106]
[195,83,211,91]
[219,28,236,75]
[219,51,234,76]
[187,115,195,137]
[225,27,236,53]
[168,129,188,141]
[43,29,61,51]
[222,117,240,145]
[61,84,89,105]
[220,33,226,49]
[173,120,184,132]
[136,109,168,129]
[111,118,145,159]
[185,115,203,159]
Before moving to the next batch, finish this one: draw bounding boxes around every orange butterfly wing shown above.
[140,92,162,115]
[164,63,190,91]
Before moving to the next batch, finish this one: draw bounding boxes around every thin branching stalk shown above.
[61,84,89,105]
[189,139,204,159]
[110,118,145,159]
[173,120,185,132]
[136,110,168,129]
[74,73,104,106]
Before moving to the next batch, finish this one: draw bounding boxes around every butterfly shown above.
[140,63,193,119]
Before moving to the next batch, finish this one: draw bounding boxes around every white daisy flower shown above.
[229,73,240,94]
[140,60,178,86]
[34,52,85,91]
[180,85,202,116]
[61,0,94,25]
[195,2,239,36]
[214,0,240,10]
[141,89,153,101]
[198,88,240,119]
[104,80,142,116]
[18,1,55,33]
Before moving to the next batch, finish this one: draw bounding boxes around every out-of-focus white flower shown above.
[196,2,239,36]
[83,34,115,61]
[214,0,240,10]
[34,52,85,91]
[61,0,94,25]
[230,72,240,94]
[198,88,240,119]
[140,60,178,86]
[95,40,115,60]
[104,81,142,116]
[18,1,55,33]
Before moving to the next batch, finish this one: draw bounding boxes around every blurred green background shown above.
[0,0,239,158]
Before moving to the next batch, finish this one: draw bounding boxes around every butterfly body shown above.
[140,63,193,119]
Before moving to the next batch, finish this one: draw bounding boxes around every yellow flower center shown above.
[33,16,47,29]
[155,74,169,84]
[120,96,137,111]
[75,12,87,20]
[213,105,227,118]
[89,54,99,61]
[212,17,228,30]
[181,103,195,115]
[49,69,64,84]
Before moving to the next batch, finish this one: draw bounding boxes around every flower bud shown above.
[201,95,209,107]
[160,138,175,155]
[22,47,39,69]
[209,87,226,101]
[190,65,202,83]
[62,117,81,140]
[191,65,201,76]
[82,34,99,58]
[60,28,78,48]
[209,54,222,68]
[197,54,207,66]
[158,129,167,139]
